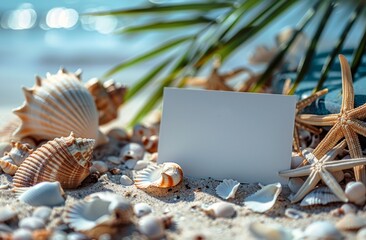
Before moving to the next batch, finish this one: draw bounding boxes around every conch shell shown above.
[85,78,126,125]
[12,68,107,147]
[13,133,95,189]
[0,141,33,175]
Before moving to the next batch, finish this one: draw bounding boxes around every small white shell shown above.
[17,181,66,207]
[134,203,153,217]
[288,178,304,193]
[336,213,366,231]
[248,222,293,240]
[90,161,109,174]
[300,187,342,206]
[138,215,165,239]
[202,202,236,218]
[215,179,240,199]
[120,175,133,186]
[19,217,45,230]
[134,162,183,189]
[345,181,366,205]
[119,143,145,161]
[284,208,308,219]
[304,221,342,240]
[32,206,52,222]
[0,207,17,222]
[243,183,282,213]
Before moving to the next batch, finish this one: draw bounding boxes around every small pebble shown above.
[203,202,236,218]
[134,203,153,217]
[125,159,138,169]
[120,175,134,186]
[304,221,342,240]
[0,223,13,233]
[336,213,366,231]
[110,168,122,175]
[120,143,145,161]
[32,206,52,222]
[291,153,304,169]
[357,228,366,240]
[19,217,45,230]
[107,128,129,142]
[67,232,89,240]
[90,161,109,174]
[49,231,68,240]
[284,208,307,219]
[345,181,366,205]
[134,160,149,170]
[106,156,121,164]
[0,207,17,223]
[139,215,165,240]
[13,228,33,240]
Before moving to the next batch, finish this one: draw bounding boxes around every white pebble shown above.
[120,175,134,186]
[139,215,165,239]
[203,202,236,218]
[49,231,68,240]
[13,229,33,240]
[125,159,138,169]
[106,156,121,164]
[345,181,366,205]
[19,217,45,230]
[32,206,52,222]
[357,228,366,240]
[67,232,89,240]
[91,161,109,174]
[0,207,17,222]
[304,221,342,240]
[134,203,153,217]
[134,160,149,170]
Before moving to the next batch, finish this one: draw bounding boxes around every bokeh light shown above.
[46,7,79,29]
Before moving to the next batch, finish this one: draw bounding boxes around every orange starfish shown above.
[298,54,366,183]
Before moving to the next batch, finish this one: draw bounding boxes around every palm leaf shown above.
[351,14,366,76]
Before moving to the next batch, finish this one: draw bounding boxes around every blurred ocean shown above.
[0,1,363,124]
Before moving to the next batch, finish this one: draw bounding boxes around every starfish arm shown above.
[320,169,348,202]
[342,125,363,158]
[312,123,343,159]
[297,114,338,126]
[349,119,366,138]
[293,127,301,153]
[301,149,318,164]
[339,54,354,112]
[290,171,321,203]
[296,88,328,111]
[295,121,322,135]
[279,165,311,178]
[321,140,347,163]
[325,158,366,171]
[349,104,366,119]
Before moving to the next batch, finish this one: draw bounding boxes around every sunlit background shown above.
[0,1,363,124]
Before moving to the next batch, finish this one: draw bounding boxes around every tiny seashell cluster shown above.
[244,183,282,213]
[134,162,183,188]
[0,141,33,175]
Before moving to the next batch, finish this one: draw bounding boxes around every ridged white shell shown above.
[202,202,236,218]
[13,133,95,189]
[134,162,183,188]
[243,183,282,213]
[215,179,240,199]
[65,192,133,234]
[249,222,293,240]
[12,69,107,147]
[300,187,342,206]
[16,182,65,207]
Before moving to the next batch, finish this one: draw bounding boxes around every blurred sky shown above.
[0,1,363,119]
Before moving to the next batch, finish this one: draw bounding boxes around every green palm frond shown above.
[90,0,366,126]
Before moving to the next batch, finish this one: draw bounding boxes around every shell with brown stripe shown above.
[134,162,183,188]
[13,132,95,189]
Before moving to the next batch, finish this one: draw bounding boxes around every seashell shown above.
[202,202,236,218]
[336,213,366,231]
[13,229,33,240]
[13,133,94,189]
[357,228,366,240]
[0,142,11,157]
[65,192,133,238]
[106,128,129,142]
[304,221,342,240]
[134,203,153,217]
[345,181,366,205]
[215,179,240,199]
[0,207,17,223]
[124,159,138,169]
[243,183,282,213]
[138,215,169,239]
[32,206,52,222]
[19,217,45,230]
[288,178,304,193]
[284,208,308,219]
[16,182,66,207]
[119,143,145,161]
[300,186,342,206]
[134,160,149,171]
[131,124,157,143]
[142,135,159,153]
[49,231,68,240]
[12,69,107,147]
[0,141,33,175]
[85,78,126,125]
[134,162,183,188]
[340,203,358,215]
[248,222,293,240]
[120,175,133,186]
[90,161,109,174]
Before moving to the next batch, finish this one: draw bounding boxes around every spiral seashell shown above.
[12,69,107,147]
[13,133,95,189]
[0,141,33,175]
[85,78,126,125]
[215,179,240,199]
[134,162,183,189]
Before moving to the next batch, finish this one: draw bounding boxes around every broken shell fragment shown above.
[119,143,145,161]
[243,183,281,213]
[138,215,165,240]
[336,213,366,231]
[202,202,236,218]
[16,181,65,207]
[13,133,94,189]
[345,181,366,205]
[134,162,183,188]
[300,187,342,206]
[249,222,293,240]
[12,69,107,147]
[0,141,33,175]
[134,203,153,217]
[215,179,240,200]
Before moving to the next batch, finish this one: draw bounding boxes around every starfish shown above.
[279,140,366,203]
[186,58,251,91]
[298,55,366,183]
[293,88,328,153]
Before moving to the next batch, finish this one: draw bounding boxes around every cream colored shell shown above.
[12,69,107,147]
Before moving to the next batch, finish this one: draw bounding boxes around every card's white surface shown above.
[158,88,296,184]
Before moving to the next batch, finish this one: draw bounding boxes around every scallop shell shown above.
[202,202,236,218]
[134,162,183,189]
[65,192,133,238]
[13,133,95,189]
[16,182,65,207]
[215,179,240,199]
[336,213,366,231]
[85,78,126,125]
[0,141,33,175]
[12,69,107,147]
[300,186,342,206]
[249,222,294,240]
[243,183,282,213]
[345,181,366,205]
